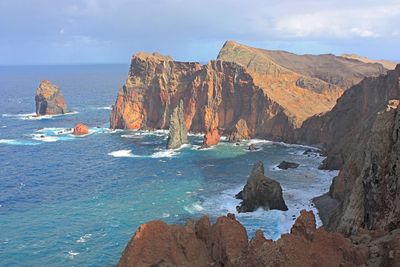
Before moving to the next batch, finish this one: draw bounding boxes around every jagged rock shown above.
[277,161,299,170]
[166,100,188,149]
[202,128,220,148]
[227,119,250,142]
[118,210,372,267]
[305,65,400,235]
[35,80,68,116]
[236,161,288,212]
[110,42,385,142]
[72,123,89,135]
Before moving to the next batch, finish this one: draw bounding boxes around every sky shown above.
[0,0,399,65]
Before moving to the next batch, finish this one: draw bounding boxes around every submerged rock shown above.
[236,161,288,212]
[72,123,89,135]
[248,144,259,151]
[277,161,300,169]
[35,80,68,116]
[166,100,188,149]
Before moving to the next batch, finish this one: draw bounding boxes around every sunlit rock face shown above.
[35,80,68,116]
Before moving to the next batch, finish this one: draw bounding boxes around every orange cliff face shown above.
[110,43,387,145]
[110,52,297,142]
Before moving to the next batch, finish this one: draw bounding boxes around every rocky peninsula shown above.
[112,42,399,266]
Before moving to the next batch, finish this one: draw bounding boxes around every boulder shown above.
[277,161,300,169]
[236,161,288,212]
[166,100,188,149]
[35,80,68,116]
[72,123,89,135]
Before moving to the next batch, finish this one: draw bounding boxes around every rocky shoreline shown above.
[106,41,400,266]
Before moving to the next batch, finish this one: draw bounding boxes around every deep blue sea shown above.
[0,65,338,266]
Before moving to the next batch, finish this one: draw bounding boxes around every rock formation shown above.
[236,161,288,212]
[166,100,188,149]
[227,119,250,142]
[110,42,386,144]
[277,161,299,170]
[118,210,375,267]
[298,65,400,235]
[72,123,89,135]
[35,80,68,116]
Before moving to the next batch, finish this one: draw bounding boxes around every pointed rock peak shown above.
[166,100,188,149]
[251,161,265,176]
[36,80,60,96]
[133,52,173,62]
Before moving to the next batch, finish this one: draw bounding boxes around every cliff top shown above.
[132,52,173,62]
[341,53,397,70]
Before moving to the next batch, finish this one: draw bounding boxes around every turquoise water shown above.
[0,65,337,266]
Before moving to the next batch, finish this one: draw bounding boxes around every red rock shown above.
[202,128,220,147]
[72,123,89,135]
[118,210,373,267]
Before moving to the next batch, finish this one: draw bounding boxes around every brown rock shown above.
[72,123,89,135]
[35,80,68,116]
[303,65,400,235]
[118,210,372,267]
[110,42,385,143]
[236,161,288,212]
[227,119,250,142]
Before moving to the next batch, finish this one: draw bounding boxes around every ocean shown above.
[0,64,337,266]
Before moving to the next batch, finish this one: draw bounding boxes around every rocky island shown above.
[236,161,288,212]
[35,80,69,116]
[166,100,188,149]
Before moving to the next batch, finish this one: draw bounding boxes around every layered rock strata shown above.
[299,65,400,235]
[110,42,386,145]
[35,80,68,116]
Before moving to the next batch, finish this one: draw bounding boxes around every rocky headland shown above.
[110,42,386,145]
[35,80,68,116]
[112,42,400,266]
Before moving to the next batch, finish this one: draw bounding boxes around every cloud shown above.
[0,0,399,64]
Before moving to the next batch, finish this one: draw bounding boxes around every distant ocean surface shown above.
[0,65,338,266]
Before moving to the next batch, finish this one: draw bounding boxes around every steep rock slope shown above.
[111,42,386,143]
[301,65,400,235]
[111,53,296,141]
[217,41,387,126]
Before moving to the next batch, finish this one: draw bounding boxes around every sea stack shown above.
[35,80,68,116]
[236,161,288,212]
[166,100,188,149]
